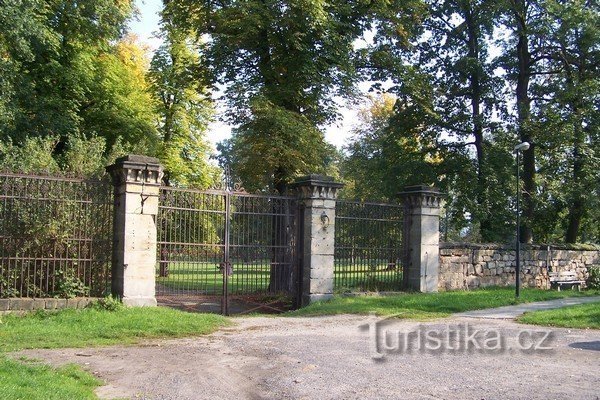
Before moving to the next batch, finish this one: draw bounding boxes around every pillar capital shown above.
[398,185,444,209]
[106,155,163,188]
[292,174,344,200]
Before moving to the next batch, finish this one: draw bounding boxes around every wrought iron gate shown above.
[155,183,298,315]
[334,200,404,292]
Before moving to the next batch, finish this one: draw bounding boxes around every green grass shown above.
[289,287,600,320]
[0,356,101,400]
[334,259,403,292]
[0,306,228,400]
[156,260,271,294]
[157,259,404,294]
[0,306,228,353]
[518,301,600,329]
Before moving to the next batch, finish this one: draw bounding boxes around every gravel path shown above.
[18,313,600,400]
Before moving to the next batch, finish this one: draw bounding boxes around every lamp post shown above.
[514,141,530,298]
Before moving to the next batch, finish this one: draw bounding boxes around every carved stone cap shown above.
[398,185,444,208]
[292,174,344,200]
[106,154,163,186]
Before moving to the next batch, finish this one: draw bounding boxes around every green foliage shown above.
[148,26,217,188]
[0,157,113,298]
[166,0,425,191]
[0,1,159,159]
[587,267,600,290]
[54,270,90,299]
[219,97,330,191]
[86,296,125,312]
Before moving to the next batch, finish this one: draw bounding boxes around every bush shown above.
[587,267,600,290]
[87,296,124,312]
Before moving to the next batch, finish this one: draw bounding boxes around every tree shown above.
[342,93,440,201]
[149,28,217,188]
[417,0,503,241]
[496,0,547,243]
[0,0,159,157]
[84,35,159,153]
[533,0,600,242]
[164,0,424,192]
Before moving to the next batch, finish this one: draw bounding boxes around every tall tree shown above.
[497,0,546,243]
[165,0,424,192]
[536,0,600,242]
[419,0,502,241]
[149,27,216,188]
[0,0,159,156]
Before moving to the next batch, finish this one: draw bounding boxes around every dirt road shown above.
[19,314,600,400]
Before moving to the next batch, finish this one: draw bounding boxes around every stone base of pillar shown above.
[303,293,333,306]
[122,297,158,307]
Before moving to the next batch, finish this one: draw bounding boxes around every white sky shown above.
[128,0,359,150]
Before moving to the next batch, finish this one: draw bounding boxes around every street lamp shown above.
[514,141,530,298]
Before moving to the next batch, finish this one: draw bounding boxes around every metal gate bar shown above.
[156,185,298,314]
[334,200,404,292]
[0,173,113,298]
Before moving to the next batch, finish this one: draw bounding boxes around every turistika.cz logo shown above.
[359,315,555,361]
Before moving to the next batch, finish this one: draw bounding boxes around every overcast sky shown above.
[128,0,360,151]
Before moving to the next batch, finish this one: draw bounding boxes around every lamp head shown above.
[514,142,530,152]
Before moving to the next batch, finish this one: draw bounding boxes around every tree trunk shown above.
[565,106,585,243]
[465,7,490,241]
[513,0,535,243]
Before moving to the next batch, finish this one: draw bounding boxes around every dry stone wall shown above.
[439,243,599,291]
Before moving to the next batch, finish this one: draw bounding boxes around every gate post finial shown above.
[292,175,343,306]
[398,185,444,293]
[106,155,163,307]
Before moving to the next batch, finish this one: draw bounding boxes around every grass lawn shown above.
[0,357,101,400]
[517,301,600,329]
[0,304,229,399]
[157,259,405,295]
[156,260,272,295]
[289,287,600,320]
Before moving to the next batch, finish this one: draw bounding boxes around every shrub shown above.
[587,267,600,290]
[87,296,124,312]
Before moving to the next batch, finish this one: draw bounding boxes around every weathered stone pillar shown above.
[106,155,163,306]
[293,175,343,306]
[399,185,443,292]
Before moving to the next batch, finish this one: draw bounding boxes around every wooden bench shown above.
[549,271,585,291]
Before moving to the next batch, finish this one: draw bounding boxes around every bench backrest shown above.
[549,271,579,281]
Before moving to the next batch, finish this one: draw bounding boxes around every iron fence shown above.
[334,200,404,292]
[0,173,113,298]
[156,186,298,299]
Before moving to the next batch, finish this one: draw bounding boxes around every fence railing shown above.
[334,200,404,292]
[0,166,434,307]
[0,173,113,298]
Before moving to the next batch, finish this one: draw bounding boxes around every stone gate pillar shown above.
[399,185,443,292]
[106,155,163,306]
[293,175,343,306]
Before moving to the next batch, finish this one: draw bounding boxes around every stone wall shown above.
[0,297,97,315]
[439,243,600,291]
